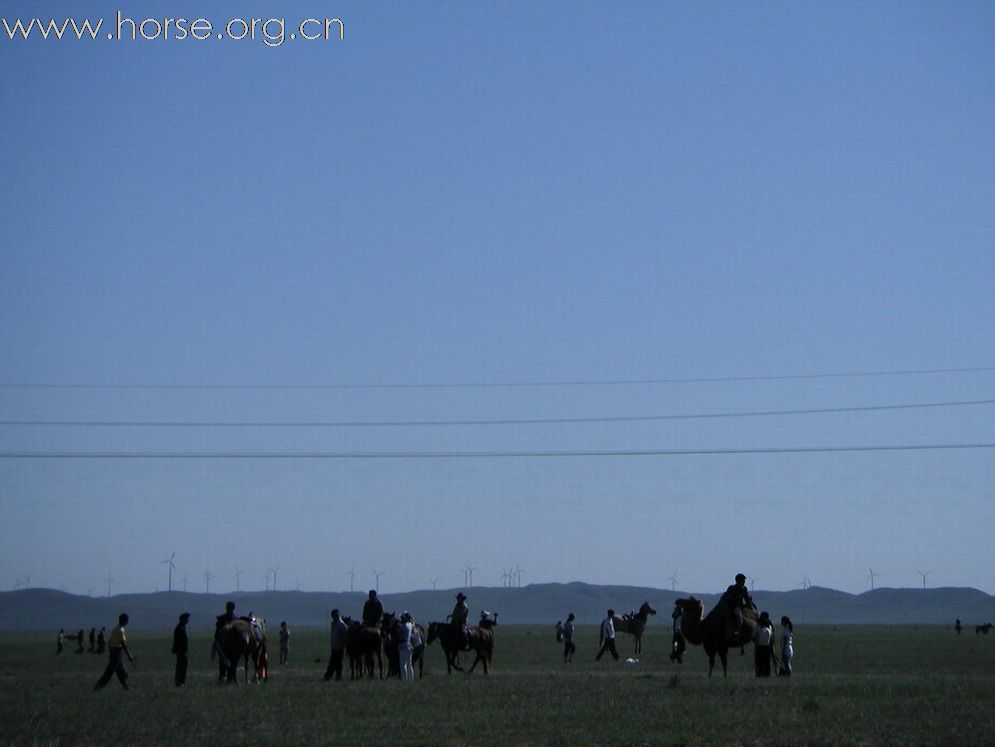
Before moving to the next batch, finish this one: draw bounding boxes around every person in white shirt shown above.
[397,612,415,681]
[753,611,775,676]
[595,609,620,661]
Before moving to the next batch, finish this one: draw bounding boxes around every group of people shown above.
[554,573,796,677]
[56,627,106,656]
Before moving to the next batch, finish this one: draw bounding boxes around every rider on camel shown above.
[719,573,755,642]
[362,590,384,629]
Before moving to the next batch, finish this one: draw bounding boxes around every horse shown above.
[674,596,759,677]
[613,602,657,654]
[976,623,993,635]
[215,618,266,684]
[381,612,426,679]
[344,617,383,679]
[426,613,496,675]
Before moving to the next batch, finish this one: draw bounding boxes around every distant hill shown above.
[1,583,993,631]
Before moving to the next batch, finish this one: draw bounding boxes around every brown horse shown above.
[674,596,759,677]
[977,623,993,635]
[426,615,496,674]
[344,618,383,679]
[613,602,657,654]
[215,618,265,684]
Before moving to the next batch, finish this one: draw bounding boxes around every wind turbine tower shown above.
[161,551,176,592]
[372,568,384,592]
[917,570,931,590]
[868,567,879,591]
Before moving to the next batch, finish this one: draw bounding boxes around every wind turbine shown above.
[203,569,214,593]
[514,564,525,588]
[348,567,356,593]
[868,567,879,591]
[430,577,439,590]
[372,569,384,593]
[464,566,476,588]
[800,577,811,590]
[270,567,280,592]
[105,574,113,598]
[234,567,243,593]
[917,570,931,590]
[668,571,679,591]
[748,575,758,592]
[182,574,188,592]
[161,552,176,592]
[501,567,512,588]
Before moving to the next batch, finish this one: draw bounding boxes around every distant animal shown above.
[426,612,497,675]
[977,623,993,635]
[344,618,383,679]
[674,596,759,677]
[613,602,657,654]
[215,618,266,684]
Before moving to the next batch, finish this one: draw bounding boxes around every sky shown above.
[1,1,994,599]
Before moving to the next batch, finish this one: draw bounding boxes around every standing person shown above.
[97,627,106,654]
[213,601,236,682]
[670,604,686,663]
[362,590,384,628]
[779,616,794,677]
[57,629,65,656]
[955,617,962,635]
[278,621,290,665]
[449,592,469,648]
[555,620,564,643]
[93,613,134,691]
[595,609,620,661]
[397,612,415,681]
[753,611,775,677]
[172,613,190,687]
[562,613,576,663]
[323,609,348,681]
[88,628,96,653]
[75,629,85,654]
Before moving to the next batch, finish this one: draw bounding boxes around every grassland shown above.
[1,625,993,745]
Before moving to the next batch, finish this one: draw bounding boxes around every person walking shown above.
[88,628,96,653]
[75,629,85,654]
[562,613,576,663]
[172,612,190,686]
[278,621,290,665]
[595,609,620,661]
[323,609,348,681]
[97,627,106,653]
[753,611,775,677]
[93,613,134,691]
[778,616,794,677]
[57,629,65,656]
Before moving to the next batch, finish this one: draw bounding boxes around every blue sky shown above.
[2,1,993,598]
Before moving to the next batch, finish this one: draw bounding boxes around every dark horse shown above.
[215,619,265,684]
[613,602,657,654]
[344,618,383,679]
[674,596,759,677]
[426,614,497,675]
[381,613,426,679]
[977,623,993,635]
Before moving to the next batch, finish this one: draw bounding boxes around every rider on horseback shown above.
[449,592,469,648]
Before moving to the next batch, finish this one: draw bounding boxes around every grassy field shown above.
[1,625,993,745]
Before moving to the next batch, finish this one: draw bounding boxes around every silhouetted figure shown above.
[955,617,962,634]
[97,627,106,653]
[93,614,134,691]
[362,590,383,628]
[753,611,775,677]
[172,613,190,686]
[214,601,236,682]
[75,629,85,654]
[562,613,576,663]
[57,629,65,655]
[778,616,794,676]
[670,604,686,663]
[88,628,96,653]
[323,609,348,681]
[719,573,755,642]
[449,592,469,647]
[279,621,290,665]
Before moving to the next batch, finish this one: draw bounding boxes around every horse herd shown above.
[213,611,498,683]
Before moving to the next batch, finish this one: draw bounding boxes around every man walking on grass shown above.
[93,613,134,691]
[595,609,620,661]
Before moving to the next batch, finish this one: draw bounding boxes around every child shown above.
[255,641,269,683]
[779,616,794,676]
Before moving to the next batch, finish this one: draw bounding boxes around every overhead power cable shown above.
[1,443,993,459]
[1,398,992,428]
[0,365,992,390]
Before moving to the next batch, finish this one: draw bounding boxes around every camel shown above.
[613,602,657,654]
[674,596,759,677]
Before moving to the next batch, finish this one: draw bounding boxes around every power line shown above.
[0,365,992,390]
[1,443,993,459]
[1,398,992,428]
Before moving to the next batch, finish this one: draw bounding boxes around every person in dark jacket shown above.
[362,590,383,628]
[172,612,190,686]
[323,609,348,681]
[214,601,236,682]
